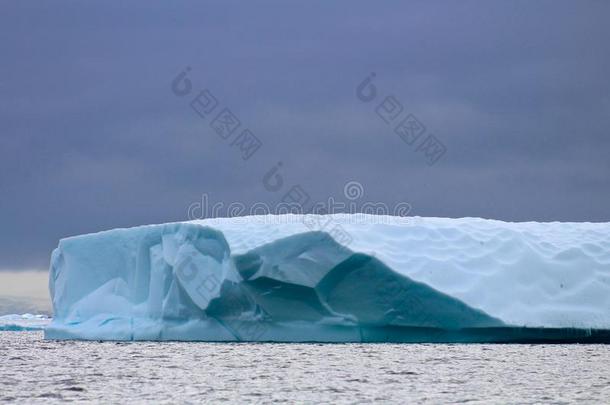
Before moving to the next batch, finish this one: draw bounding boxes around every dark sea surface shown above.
[1,332,609,404]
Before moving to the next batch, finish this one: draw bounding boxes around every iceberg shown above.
[45,215,610,342]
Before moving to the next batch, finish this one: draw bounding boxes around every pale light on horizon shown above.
[0,270,51,315]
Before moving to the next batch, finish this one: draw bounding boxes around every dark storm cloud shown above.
[1,0,609,269]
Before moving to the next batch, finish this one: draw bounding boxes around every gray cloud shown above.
[1,0,609,270]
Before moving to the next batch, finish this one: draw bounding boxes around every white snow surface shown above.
[192,214,610,328]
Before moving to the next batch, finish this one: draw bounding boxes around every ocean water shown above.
[1,332,609,403]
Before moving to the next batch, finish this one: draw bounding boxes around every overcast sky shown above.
[1,1,609,271]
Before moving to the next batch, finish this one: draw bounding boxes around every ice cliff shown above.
[45,215,610,342]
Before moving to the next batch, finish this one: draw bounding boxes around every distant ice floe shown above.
[45,215,610,342]
[0,314,51,331]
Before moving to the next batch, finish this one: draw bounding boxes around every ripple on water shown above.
[1,331,609,403]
